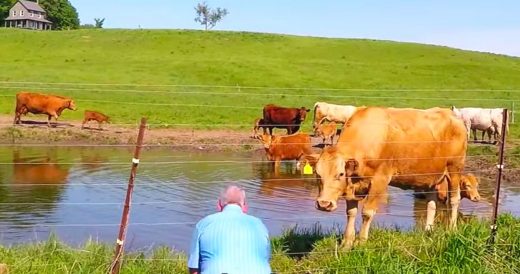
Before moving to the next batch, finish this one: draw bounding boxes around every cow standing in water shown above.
[262,104,310,135]
[14,92,76,127]
[315,107,467,249]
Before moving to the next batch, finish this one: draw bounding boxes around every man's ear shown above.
[242,201,248,213]
[345,158,359,176]
[216,199,223,212]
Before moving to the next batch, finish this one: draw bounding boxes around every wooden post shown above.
[108,118,147,274]
[511,102,515,124]
[489,109,507,245]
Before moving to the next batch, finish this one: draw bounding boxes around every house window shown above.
[12,10,16,16]
[39,14,42,18]
[20,10,24,16]
[30,12,33,17]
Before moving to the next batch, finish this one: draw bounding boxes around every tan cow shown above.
[314,122,337,146]
[257,133,313,170]
[315,107,467,248]
[14,92,77,127]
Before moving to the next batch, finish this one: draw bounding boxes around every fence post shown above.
[489,109,507,246]
[109,117,147,274]
[511,102,515,124]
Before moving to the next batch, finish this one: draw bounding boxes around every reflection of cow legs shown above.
[342,199,358,249]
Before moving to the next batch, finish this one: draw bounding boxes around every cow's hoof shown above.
[340,239,354,250]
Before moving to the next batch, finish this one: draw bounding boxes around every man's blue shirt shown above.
[188,204,271,274]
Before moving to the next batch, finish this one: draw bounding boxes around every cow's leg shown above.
[446,167,462,229]
[481,130,486,143]
[81,119,87,129]
[472,128,477,142]
[341,199,358,249]
[359,176,387,243]
[47,115,52,127]
[425,191,437,231]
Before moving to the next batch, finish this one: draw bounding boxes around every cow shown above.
[14,92,76,127]
[82,110,110,130]
[312,102,360,132]
[450,106,508,143]
[252,117,268,137]
[314,107,467,249]
[256,133,313,171]
[315,122,337,146]
[262,104,310,135]
[435,173,480,203]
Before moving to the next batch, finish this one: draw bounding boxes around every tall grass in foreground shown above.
[1,214,519,273]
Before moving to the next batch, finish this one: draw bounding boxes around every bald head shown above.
[219,185,246,208]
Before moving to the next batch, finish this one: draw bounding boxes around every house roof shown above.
[4,16,52,23]
[19,0,46,13]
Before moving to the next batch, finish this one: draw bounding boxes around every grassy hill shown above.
[0,28,519,131]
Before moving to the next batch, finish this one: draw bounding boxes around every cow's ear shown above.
[345,158,359,176]
[306,109,311,112]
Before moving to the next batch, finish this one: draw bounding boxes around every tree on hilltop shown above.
[39,0,80,30]
[94,18,105,28]
[0,0,16,23]
[194,2,228,30]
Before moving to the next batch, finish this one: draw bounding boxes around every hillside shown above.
[0,28,519,129]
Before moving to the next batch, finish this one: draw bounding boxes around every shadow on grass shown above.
[274,223,336,259]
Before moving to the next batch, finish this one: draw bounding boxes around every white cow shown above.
[450,106,508,143]
[312,102,361,132]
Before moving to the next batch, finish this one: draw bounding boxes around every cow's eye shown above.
[339,172,345,177]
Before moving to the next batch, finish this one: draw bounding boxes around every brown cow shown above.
[314,122,337,146]
[315,107,467,249]
[82,110,110,130]
[14,92,76,127]
[257,133,313,171]
[262,104,310,135]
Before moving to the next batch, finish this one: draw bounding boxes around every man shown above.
[188,185,272,274]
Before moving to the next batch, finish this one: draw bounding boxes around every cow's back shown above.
[337,107,467,186]
[272,134,312,158]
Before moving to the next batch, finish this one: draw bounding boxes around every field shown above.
[0,215,519,273]
[0,28,519,134]
[1,29,520,273]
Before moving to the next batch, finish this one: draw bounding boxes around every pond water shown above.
[0,146,518,252]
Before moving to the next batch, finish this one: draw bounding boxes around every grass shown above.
[0,214,519,273]
[0,28,519,134]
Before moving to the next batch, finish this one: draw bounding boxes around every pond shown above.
[0,146,518,252]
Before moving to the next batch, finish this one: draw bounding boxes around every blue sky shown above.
[71,0,520,57]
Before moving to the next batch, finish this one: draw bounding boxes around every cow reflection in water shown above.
[254,160,319,199]
[80,149,109,173]
[0,150,70,225]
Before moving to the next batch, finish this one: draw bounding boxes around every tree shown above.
[39,0,80,30]
[194,2,228,30]
[0,0,16,23]
[94,18,105,28]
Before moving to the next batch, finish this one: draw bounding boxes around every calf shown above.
[436,173,480,203]
[257,133,313,170]
[82,110,110,130]
[314,122,337,146]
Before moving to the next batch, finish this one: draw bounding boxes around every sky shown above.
[71,0,520,57]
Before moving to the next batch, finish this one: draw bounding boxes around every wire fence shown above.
[0,82,518,272]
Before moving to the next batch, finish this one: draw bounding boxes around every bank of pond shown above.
[0,214,518,274]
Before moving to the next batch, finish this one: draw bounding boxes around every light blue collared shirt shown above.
[188,204,271,274]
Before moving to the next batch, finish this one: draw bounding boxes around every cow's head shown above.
[68,100,77,111]
[257,134,273,149]
[460,173,480,202]
[315,148,370,212]
[298,107,311,122]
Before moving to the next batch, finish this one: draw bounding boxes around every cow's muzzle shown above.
[315,200,337,212]
[471,195,481,202]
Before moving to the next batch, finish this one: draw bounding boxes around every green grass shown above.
[0,28,519,133]
[1,214,519,273]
